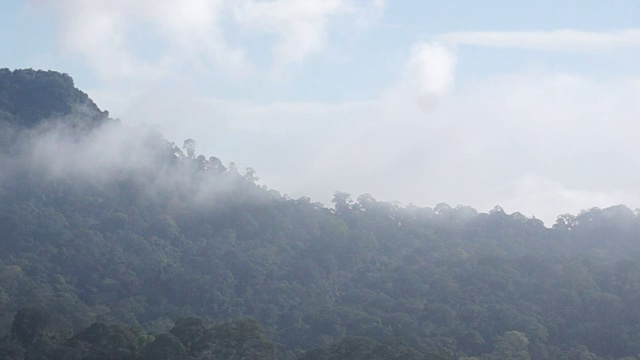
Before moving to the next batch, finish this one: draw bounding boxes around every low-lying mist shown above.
[0,112,269,211]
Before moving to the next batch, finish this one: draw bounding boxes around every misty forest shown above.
[1,68,640,360]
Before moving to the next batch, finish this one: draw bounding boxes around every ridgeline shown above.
[1,69,639,360]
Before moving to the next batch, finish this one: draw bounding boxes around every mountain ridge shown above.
[0,68,110,128]
[0,68,640,360]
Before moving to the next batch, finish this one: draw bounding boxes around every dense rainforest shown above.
[1,68,640,360]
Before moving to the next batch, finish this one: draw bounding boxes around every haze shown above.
[4,0,639,225]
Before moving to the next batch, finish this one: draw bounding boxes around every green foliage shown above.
[300,336,425,360]
[57,323,145,360]
[143,333,185,360]
[9,308,51,346]
[484,331,531,360]
[2,69,640,359]
[0,68,108,129]
[191,318,276,359]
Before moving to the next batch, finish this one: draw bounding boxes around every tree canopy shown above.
[1,69,640,359]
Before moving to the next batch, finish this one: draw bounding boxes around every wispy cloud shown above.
[234,0,354,66]
[33,0,385,81]
[118,39,640,225]
[502,174,637,222]
[20,2,640,225]
[438,29,640,51]
[35,0,250,81]
[235,0,385,67]
[404,42,457,100]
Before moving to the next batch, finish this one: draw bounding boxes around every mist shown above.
[0,109,267,215]
[110,65,640,226]
[3,2,640,358]
[16,1,637,226]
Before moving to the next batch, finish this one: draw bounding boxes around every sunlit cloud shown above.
[34,0,250,81]
[405,42,457,100]
[19,0,640,224]
[120,49,640,225]
[235,0,353,66]
[33,0,384,81]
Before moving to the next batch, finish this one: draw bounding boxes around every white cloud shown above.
[113,65,638,226]
[33,0,385,80]
[34,0,253,81]
[403,42,457,101]
[438,29,640,52]
[141,0,252,76]
[37,0,148,79]
[119,62,640,225]
[19,6,640,226]
[235,0,382,66]
[501,174,640,225]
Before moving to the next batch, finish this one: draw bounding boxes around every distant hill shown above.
[0,68,109,129]
[0,69,640,360]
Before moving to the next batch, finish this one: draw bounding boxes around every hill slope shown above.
[0,68,108,127]
[1,69,640,360]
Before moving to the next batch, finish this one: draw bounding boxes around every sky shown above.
[2,0,640,225]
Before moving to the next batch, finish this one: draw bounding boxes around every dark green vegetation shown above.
[1,69,640,359]
[0,69,108,127]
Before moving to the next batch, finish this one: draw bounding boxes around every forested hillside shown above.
[1,69,640,360]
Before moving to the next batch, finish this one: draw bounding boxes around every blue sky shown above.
[2,0,640,224]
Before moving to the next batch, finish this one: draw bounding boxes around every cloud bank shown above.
[403,42,457,101]
[111,40,640,225]
[35,0,384,80]
[25,0,640,225]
